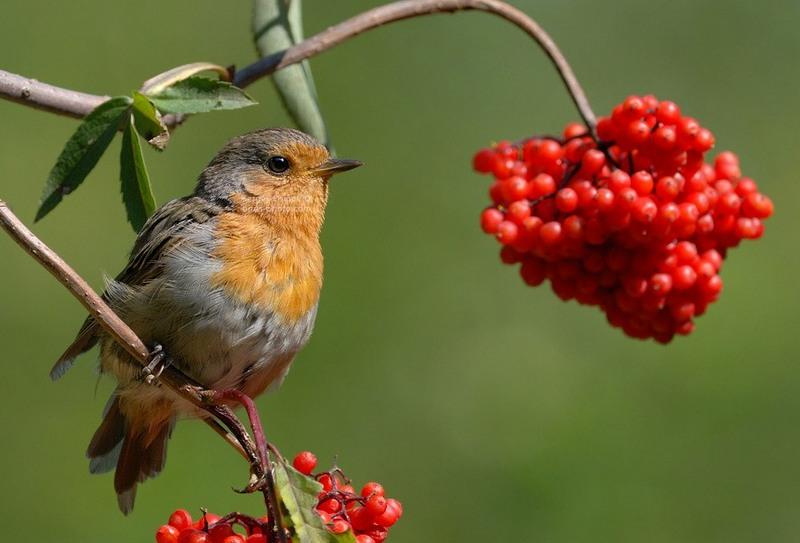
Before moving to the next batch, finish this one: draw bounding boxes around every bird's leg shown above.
[141,343,173,384]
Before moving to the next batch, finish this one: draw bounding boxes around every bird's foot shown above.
[142,343,172,384]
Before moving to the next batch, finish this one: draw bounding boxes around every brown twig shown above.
[0,198,282,525]
[0,0,596,135]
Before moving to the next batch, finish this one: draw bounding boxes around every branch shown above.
[0,69,108,120]
[0,0,596,133]
[0,198,285,532]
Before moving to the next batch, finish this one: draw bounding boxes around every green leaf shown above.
[253,0,331,148]
[120,116,157,231]
[132,92,169,150]
[273,461,357,543]
[36,96,132,221]
[146,77,256,114]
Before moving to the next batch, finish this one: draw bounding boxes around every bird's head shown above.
[195,128,361,232]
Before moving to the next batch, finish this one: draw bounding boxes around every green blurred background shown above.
[1,1,798,541]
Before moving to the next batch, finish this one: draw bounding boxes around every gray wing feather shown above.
[49,196,222,379]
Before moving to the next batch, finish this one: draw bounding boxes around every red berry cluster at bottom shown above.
[473,95,773,342]
[293,451,403,543]
[155,509,266,543]
[154,452,402,543]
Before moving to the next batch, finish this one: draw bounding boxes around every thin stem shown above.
[0,0,596,134]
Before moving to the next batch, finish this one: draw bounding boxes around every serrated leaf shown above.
[120,116,156,231]
[146,77,256,114]
[274,461,357,543]
[36,96,132,221]
[132,92,169,150]
[253,0,331,148]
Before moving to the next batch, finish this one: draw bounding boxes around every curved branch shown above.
[0,0,596,133]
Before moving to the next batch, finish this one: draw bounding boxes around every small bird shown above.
[50,128,361,514]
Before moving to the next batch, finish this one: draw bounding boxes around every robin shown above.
[50,127,361,514]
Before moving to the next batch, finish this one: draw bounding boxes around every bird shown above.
[49,127,361,514]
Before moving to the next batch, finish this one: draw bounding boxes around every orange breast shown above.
[210,212,323,323]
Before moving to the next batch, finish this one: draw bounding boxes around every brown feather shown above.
[113,418,173,515]
[87,396,125,460]
[50,317,99,380]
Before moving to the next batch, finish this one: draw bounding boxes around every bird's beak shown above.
[314,158,363,176]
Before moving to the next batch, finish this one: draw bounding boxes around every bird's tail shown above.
[86,394,174,515]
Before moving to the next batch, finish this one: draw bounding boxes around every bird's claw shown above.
[142,344,172,384]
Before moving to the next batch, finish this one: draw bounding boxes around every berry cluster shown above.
[154,453,402,543]
[293,451,403,543]
[155,509,268,543]
[473,95,773,342]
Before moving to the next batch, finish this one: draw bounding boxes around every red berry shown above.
[318,474,333,492]
[157,525,181,543]
[318,498,342,514]
[222,536,245,543]
[656,100,681,124]
[169,510,193,531]
[480,208,504,234]
[581,149,606,175]
[742,193,773,218]
[292,451,317,475]
[531,173,556,197]
[496,221,519,245]
[366,494,388,516]
[539,221,563,245]
[361,482,385,498]
[356,536,377,543]
[631,171,654,195]
[473,148,497,173]
[331,519,350,534]
[501,176,529,202]
[625,120,650,145]
[246,535,266,543]
[622,95,646,118]
[672,265,697,290]
[520,258,546,286]
[507,200,531,224]
[632,197,657,223]
[675,241,698,263]
[607,170,631,192]
[649,273,673,295]
[655,176,680,201]
[178,530,210,543]
[555,188,578,212]
[373,500,401,528]
[652,125,677,150]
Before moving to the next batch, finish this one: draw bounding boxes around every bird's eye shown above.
[265,156,291,174]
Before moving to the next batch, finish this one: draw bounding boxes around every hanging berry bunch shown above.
[473,95,773,343]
